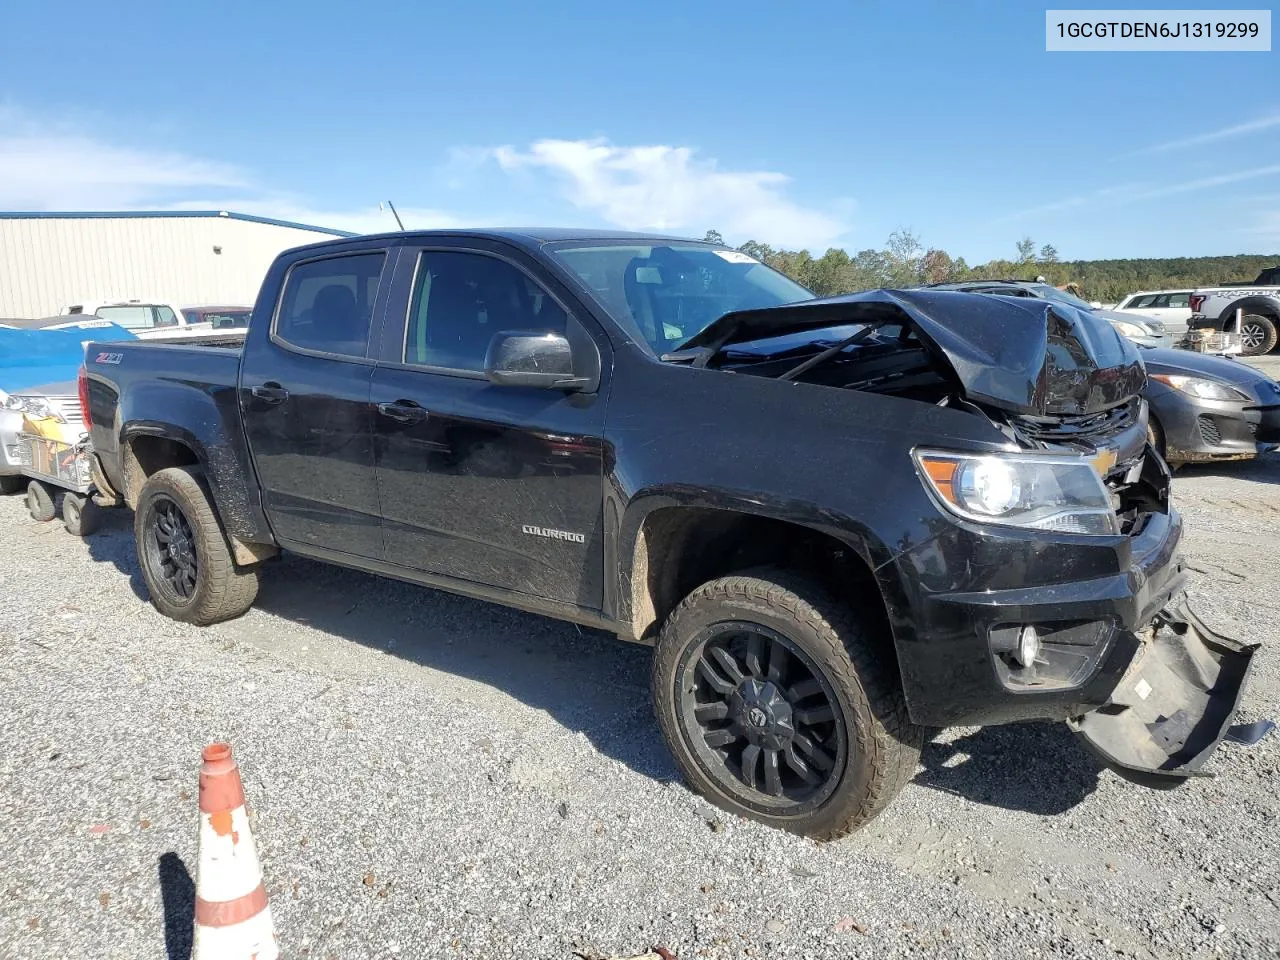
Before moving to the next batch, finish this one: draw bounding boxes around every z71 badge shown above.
[94,352,124,365]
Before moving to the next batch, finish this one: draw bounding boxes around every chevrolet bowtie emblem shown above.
[1090,448,1119,476]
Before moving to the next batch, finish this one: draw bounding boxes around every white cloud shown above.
[0,107,470,234]
[0,135,248,210]
[488,138,846,249]
[996,166,1280,225]
[1116,111,1280,159]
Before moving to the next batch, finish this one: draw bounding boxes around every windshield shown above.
[1027,284,1094,311]
[550,242,813,354]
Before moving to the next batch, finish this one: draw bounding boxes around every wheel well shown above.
[626,507,893,650]
[122,435,199,505]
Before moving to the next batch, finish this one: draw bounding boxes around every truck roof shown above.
[283,227,707,254]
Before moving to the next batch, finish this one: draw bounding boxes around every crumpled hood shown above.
[684,288,1147,416]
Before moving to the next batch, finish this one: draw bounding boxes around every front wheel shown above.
[1238,314,1278,356]
[0,475,24,496]
[134,467,260,625]
[652,568,923,840]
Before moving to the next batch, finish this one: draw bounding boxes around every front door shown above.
[370,246,608,608]
[240,249,391,559]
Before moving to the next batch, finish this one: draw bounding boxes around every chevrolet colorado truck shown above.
[81,230,1257,837]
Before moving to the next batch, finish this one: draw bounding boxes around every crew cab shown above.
[81,230,1257,838]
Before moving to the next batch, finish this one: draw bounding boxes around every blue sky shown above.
[1,0,1276,262]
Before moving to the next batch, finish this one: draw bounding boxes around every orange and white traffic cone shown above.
[193,743,279,960]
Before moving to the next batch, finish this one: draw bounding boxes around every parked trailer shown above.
[18,427,102,536]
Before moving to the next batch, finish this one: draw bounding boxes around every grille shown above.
[47,396,83,423]
[1014,398,1139,443]
[1197,415,1222,446]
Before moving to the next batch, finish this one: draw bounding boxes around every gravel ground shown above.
[1,454,1278,959]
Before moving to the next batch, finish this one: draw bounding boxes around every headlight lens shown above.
[915,449,1119,536]
[3,395,61,420]
[1149,374,1249,401]
[1111,320,1150,339]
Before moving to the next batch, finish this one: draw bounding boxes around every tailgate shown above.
[1069,600,1258,788]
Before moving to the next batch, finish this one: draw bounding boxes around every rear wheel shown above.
[62,491,102,537]
[134,467,260,625]
[652,568,923,840]
[1238,314,1278,356]
[26,481,56,522]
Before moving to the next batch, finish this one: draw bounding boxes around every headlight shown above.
[1149,374,1249,402]
[1111,320,1151,340]
[914,449,1119,536]
[3,395,61,421]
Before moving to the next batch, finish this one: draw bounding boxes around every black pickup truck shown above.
[81,229,1257,837]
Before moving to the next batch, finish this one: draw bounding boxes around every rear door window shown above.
[275,253,386,358]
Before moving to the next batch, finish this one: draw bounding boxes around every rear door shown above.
[240,247,395,559]
[369,240,610,608]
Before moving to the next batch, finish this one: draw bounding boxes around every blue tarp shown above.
[0,321,136,393]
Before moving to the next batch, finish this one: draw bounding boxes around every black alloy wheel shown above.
[676,621,848,814]
[143,494,199,603]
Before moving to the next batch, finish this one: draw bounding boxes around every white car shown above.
[1112,290,1194,336]
[60,300,215,339]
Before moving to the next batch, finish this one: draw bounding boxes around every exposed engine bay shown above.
[675,289,1171,536]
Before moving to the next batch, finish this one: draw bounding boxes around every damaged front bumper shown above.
[1069,600,1259,787]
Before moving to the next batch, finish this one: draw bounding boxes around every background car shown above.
[0,320,136,493]
[61,299,216,339]
[182,305,253,330]
[1113,289,1194,339]
[1140,347,1280,466]
[925,279,1173,348]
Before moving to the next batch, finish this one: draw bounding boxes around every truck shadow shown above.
[85,525,1104,815]
[912,721,1104,815]
[234,553,682,783]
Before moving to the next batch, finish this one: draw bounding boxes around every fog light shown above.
[1015,625,1041,667]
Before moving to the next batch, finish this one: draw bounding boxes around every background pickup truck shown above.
[1187,278,1280,356]
[82,229,1256,838]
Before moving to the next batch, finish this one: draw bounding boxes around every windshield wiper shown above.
[777,323,885,381]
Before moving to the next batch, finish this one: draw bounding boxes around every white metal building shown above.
[0,211,352,319]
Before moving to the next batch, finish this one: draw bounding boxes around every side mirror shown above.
[484,331,592,391]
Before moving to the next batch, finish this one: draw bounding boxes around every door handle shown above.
[251,382,289,403]
[376,401,428,424]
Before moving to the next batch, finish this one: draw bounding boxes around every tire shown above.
[1147,414,1170,463]
[62,492,102,537]
[0,475,24,496]
[134,466,260,625]
[1238,314,1278,356]
[652,567,924,840]
[26,481,56,522]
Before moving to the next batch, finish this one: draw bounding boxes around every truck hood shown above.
[683,289,1147,417]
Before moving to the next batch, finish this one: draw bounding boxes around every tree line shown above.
[703,229,1279,304]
